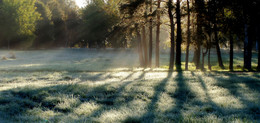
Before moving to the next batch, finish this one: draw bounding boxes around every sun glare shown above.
[75,0,86,8]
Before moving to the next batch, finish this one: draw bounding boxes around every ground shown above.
[0,49,259,123]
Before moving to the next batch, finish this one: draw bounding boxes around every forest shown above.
[0,0,260,122]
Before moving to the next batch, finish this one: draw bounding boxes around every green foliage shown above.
[33,1,55,48]
[33,0,80,48]
[0,0,40,48]
[0,0,81,49]
[80,0,121,48]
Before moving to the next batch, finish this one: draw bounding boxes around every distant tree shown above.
[175,0,182,71]
[155,0,161,68]
[221,5,237,71]
[0,0,40,49]
[168,0,175,70]
[119,0,148,67]
[140,0,149,67]
[185,0,191,70]
[35,0,80,48]
[49,0,68,47]
[142,26,148,67]
[257,0,260,71]
[242,1,253,70]
[258,3,260,71]
[81,0,120,48]
[212,0,224,69]
[136,24,144,66]
[34,1,55,48]
[148,0,153,67]
[194,0,205,69]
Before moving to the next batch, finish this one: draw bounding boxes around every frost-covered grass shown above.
[0,71,259,122]
[0,49,259,122]
[0,49,140,72]
[0,48,258,72]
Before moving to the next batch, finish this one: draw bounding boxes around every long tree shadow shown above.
[192,72,223,115]
[219,72,259,93]
[136,72,173,122]
[86,71,146,118]
[0,71,144,122]
[165,72,197,121]
[205,72,260,119]
[208,72,260,96]
[1,71,259,122]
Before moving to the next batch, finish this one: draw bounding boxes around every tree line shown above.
[119,0,260,71]
[0,0,259,71]
[0,0,125,49]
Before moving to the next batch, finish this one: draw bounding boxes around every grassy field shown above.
[0,48,258,71]
[0,49,259,122]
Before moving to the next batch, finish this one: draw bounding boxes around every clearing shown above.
[0,49,259,122]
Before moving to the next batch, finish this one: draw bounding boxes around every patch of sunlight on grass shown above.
[157,92,176,113]
[208,86,244,109]
[54,95,81,112]
[143,72,170,80]
[98,106,145,123]
[73,102,100,116]
[26,108,61,120]
[213,96,244,109]
[0,70,259,122]
[237,83,260,102]
[19,64,43,68]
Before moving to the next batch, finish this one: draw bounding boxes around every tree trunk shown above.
[214,25,225,69]
[202,33,209,70]
[185,0,191,70]
[191,0,196,63]
[138,31,144,67]
[155,0,161,68]
[7,39,10,50]
[194,0,204,69]
[208,46,211,70]
[194,48,200,69]
[136,24,144,67]
[243,24,250,70]
[202,47,208,70]
[242,1,252,71]
[124,37,127,48]
[176,0,182,71]
[207,0,211,71]
[257,26,260,71]
[229,32,233,71]
[168,0,175,71]
[142,26,148,68]
[65,21,69,47]
[148,0,153,67]
[212,0,224,69]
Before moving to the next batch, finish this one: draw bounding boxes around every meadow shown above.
[0,49,259,123]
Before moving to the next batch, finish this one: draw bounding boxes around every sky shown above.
[75,0,87,8]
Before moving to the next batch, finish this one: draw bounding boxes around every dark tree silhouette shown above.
[168,0,175,71]
[185,0,191,70]
[194,0,204,69]
[176,0,182,71]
